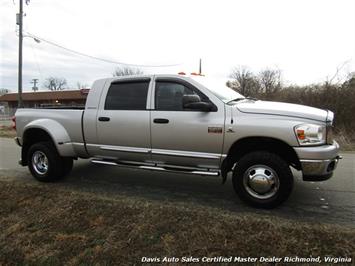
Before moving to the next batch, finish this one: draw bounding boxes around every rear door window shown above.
[105,81,149,110]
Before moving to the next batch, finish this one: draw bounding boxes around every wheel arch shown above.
[21,119,75,165]
[221,136,301,183]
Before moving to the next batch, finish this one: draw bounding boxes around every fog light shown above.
[327,161,335,172]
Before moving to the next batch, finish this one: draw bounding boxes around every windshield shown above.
[191,76,244,103]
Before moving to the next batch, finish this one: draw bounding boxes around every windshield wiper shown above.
[227,97,257,104]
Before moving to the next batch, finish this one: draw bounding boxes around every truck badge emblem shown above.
[208,127,222,134]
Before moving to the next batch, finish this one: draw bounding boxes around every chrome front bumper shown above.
[294,141,341,181]
[300,156,341,181]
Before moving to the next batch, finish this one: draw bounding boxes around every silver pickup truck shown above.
[14,74,341,208]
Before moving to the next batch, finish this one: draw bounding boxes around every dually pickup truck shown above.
[14,74,341,208]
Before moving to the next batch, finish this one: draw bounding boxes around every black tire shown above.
[27,141,72,182]
[232,151,293,208]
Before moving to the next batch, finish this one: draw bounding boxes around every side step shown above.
[91,159,220,177]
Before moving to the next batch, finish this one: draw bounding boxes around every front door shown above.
[150,78,224,169]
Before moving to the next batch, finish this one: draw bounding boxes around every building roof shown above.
[0,89,89,102]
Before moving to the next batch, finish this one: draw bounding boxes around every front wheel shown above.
[27,141,73,182]
[232,151,293,208]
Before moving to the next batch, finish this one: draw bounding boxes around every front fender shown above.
[24,119,76,157]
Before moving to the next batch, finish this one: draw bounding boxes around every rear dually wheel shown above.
[27,141,73,182]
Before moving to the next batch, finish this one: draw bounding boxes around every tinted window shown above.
[105,81,149,110]
[155,82,205,111]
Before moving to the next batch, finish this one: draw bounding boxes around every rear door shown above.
[150,77,225,169]
[93,78,152,162]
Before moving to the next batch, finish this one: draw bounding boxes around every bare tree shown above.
[113,66,143,76]
[229,66,260,96]
[76,82,89,90]
[44,77,67,91]
[325,60,351,86]
[258,69,282,96]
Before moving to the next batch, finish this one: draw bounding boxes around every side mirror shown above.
[182,95,213,112]
[185,101,213,112]
[182,94,201,106]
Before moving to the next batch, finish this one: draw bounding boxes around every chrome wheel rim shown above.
[32,151,49,175]
[243,164,280,200]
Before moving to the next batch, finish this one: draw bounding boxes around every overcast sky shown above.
[1,0,354,91]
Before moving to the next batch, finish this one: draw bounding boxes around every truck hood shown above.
[236,100,328,122]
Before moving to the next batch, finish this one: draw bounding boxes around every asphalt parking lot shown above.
[0,137,354,226]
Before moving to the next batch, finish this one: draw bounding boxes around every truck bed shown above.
[15,108,85,148]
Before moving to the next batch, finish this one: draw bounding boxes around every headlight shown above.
[294,124,326,146]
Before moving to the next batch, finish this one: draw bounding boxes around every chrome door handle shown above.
[153,118,169,124]
[98,117,110,122]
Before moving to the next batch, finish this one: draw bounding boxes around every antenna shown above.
[199,58,202,74]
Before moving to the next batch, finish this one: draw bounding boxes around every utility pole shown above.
[31,78,39,92]
[199,58,202,75]
[17,0,24,108]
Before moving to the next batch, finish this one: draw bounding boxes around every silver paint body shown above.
[15,74,340,177]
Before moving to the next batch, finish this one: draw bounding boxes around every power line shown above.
[25,31,181,68]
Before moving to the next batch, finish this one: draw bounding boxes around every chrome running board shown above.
[91,159,220,177]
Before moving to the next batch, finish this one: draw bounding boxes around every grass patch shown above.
[0,181,354,265]
[0,125,16,138]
